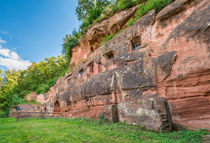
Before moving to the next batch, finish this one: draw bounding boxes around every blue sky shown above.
[0,0,79,70]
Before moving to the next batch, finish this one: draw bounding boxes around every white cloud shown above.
[0,57,31,71]
[0,37,31,70]
[0,37,6,44]
[0,48,10,57]
[0,47,32,70]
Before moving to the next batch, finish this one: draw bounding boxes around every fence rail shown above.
[16,112,69,121]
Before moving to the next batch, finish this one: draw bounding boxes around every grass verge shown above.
[0,118,208,143]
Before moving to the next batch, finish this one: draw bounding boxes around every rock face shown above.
[19,0,210,131]
[70,6,138,67]
[25,92,48,104]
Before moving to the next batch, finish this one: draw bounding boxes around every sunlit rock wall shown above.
[33,0,210,131]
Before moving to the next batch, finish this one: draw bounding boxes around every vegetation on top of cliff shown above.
[76,0,146,34]
[101,0,175,45]
[0,118,208,143]
[62,0,175,60]
[0,55,68,116]
[62,0,147,62]
[62,30,81,62]
[76,0,111,33]
[127,0,174,26]
[102,34,114,45]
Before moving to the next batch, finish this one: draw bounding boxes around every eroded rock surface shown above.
[25,92,48,104]
[70,6,138,67]
[21,0,210,131]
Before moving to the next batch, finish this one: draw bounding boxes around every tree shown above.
[62,34,79,62]
[0,54,69,114]
[76,0,110,32]
[0,70,3,88]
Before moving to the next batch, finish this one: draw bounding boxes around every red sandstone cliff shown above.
[70,6,139,67]
[23,0,210,131]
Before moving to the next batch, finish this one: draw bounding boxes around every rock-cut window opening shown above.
[98,62,103,72]
[131,36,141,50]
[79,69,84,77]
[88,62,94,73]
[105,51,115,60]
[54,101,61,112]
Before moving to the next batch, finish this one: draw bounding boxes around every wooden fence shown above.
[16,112,70,121]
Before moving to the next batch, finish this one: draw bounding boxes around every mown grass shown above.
[0,118,209,143]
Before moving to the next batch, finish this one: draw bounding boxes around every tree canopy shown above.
[0,55,68,115]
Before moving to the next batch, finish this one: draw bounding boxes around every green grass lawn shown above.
[0,118,208,143]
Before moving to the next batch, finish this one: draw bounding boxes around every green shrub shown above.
[102,34,114,44]
[71,0,175,51]
[112,0,141,12]
[127,18,136,27]
[30,99,40,104]
[127,0,175,26]
[35,84,50,94]
[47,78,58,87]
[19,90,31,98]
[76,0,146,36]
[11,94,27,105]
[62,34,79,63]
[98,112,109,123]
[76,0,175,47]
[0,111,9,118]
[31,84,38,91]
